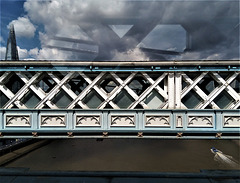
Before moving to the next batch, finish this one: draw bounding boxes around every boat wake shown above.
[211,147,240,169]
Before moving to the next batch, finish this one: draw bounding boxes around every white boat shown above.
[211,147,239,168]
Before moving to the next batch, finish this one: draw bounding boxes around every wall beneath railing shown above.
[0,109,239,138]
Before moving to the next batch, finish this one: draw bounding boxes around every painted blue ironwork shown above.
[0,109,239,139]
[0,61,239,72]
[0,61,239,138]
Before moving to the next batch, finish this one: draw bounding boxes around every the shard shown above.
[5,24,19,60]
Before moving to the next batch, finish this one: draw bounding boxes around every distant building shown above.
[5,24,19,60]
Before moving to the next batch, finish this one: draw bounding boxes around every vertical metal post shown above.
[0,110,3,133]
[175,72,182,109]
[32,110,38,131]
[215,111,222,132]
[68,110,74,131]
[168,72,175,109]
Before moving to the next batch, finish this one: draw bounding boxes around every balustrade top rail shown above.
[1,60,239,72]
[0,60,239,66]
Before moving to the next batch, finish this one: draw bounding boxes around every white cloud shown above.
[29,47,39,57]
[16,0,239,60]
[0,46,29,60]
[8,16,36,38]
[17,46,29,59]
[17,46,69,60]
[174,51,202,60]
[205,53,224,60]
[23,0,126,39]
[36,47,74,60]
[22,0,150,60]
[0,36,4,44]
[1,0,236,61]
[1,45,36,60]
[112,48,149,61]
[0,47,6,60]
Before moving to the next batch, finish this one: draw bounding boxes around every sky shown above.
[0,0,239,61]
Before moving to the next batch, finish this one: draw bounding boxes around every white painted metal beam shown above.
[168,72,175,109]
[67,72,105,109]
[36,72,75,109]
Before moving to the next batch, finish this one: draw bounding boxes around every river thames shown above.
[4,139,240,172]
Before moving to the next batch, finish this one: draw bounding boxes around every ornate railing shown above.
[0,60,239,138]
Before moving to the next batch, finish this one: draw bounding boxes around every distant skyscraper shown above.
[5,24,19,60]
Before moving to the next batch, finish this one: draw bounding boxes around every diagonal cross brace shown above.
[16,72,58,109]
[0,72,16,102]
[128,72,167,109]
[141,72,168,99]
[3,72,42,109]
[231,100,240,109]
[48,72,88,109]
[98,72,138,109]
[0,84,23,109]
[67,72,106,109]
[181,72,208,98]
[36,72,75,109]
[79,72,119,109]
[141,72,168,109]
[111,72,149,109]
[0,72,13,84]
[198,72,239,109]
[182,72,219,109]
[211,72,240,101]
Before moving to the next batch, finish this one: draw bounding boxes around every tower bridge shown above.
[0,2,239,182]
[0,60,239,139]
[0,20,239,139]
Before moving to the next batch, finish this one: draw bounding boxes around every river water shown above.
[4,139,240,172]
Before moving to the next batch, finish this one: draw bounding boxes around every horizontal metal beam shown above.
[1,60,239,66]
[0,109,239,139]
[0,60,239,72]
[1,169,239,179]
[0,135,239,139]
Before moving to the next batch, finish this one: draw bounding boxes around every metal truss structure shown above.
[0,61,239,138]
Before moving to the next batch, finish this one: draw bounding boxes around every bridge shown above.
[0,60,239,139]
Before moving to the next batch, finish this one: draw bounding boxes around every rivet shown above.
[32,132,38,137]
[177,132,183,137]
[67,132,73,137]
[216,133,222,138]
[138,132,143,137]
[103,132,108,137]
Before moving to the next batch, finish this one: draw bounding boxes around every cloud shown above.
[18,46,73,60]
[0,45,37,60]
[112,48,149,61]
[18,0,240,60]
[8,16,36,38]
[17,46,30,59]
[35,47,75,60]
[1,46,29,60]
[0,36,4,44]
[0,47,6,60]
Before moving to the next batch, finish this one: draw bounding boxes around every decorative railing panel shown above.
[0,109,239,138]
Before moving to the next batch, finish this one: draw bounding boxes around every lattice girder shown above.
[181,71,240,109]
[0,70,239,110]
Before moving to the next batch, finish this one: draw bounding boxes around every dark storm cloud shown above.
[119,0,239,60]
[24,0,239,60]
